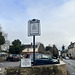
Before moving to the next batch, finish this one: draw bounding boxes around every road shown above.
[0,61,20,67]
[63,59,75,75]
[0,61,20,75]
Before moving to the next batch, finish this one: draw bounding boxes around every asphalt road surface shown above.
[0,61,20,68]
[0,61,20,75]
[63,59,75,75]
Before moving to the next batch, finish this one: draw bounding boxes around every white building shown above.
[68,42,75,59]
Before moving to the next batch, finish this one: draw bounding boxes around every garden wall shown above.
[4,62,67,75]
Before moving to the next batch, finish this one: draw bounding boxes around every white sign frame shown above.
[21,58,31,67]
[28,19,41,36]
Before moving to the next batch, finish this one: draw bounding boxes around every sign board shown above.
[21,58,31,67]
[28,19,40,36]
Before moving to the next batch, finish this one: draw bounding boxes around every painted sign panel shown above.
[21,58,31,67]
[28,19,40,36]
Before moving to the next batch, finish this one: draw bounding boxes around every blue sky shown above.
[0,0,75,49]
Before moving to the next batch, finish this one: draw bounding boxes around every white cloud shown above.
[0,0,75,49]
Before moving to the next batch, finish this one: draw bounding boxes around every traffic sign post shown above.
[33,35,35,65]
[28,19,40,65]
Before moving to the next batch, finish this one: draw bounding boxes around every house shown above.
[22,43,45,55]
[22,47,38,55]
[68,42,75,59]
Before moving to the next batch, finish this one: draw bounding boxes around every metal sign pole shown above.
[28,19,40,65]
[33,35,35,65]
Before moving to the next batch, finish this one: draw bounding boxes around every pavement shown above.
[0,61,20,75]
[60,60,66,64]
[63,59,75,75]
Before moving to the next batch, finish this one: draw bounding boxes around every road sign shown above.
[28,19,40,36]
[28,19,41,65]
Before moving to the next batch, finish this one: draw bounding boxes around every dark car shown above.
[6,54,20,61]
[25,53,59,65]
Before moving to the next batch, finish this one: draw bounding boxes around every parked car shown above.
[6,54,20,61]
[34,58,59,65]
[52,56,57,59]
[0,52,7,57]
[65,57,69,60]
[25,53,59,65]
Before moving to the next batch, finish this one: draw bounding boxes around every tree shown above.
[20,45,25,51]
[0,32,5,50]
[46,45,53,55]
[9,39,24,54]
[46,46,52,51]
[45,44,59,57]
[9,46,15,54]
[12,39,21,47]
[46,46,50,51]
[0,32,5,45]
[0,26,9,51]
[9,46,21,54]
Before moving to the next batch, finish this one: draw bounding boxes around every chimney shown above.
[31,43,33,48]
[70,42,72,44]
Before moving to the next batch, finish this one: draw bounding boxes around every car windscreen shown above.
[30,54,51,59]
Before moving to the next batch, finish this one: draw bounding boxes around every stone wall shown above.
[4,63,67,75]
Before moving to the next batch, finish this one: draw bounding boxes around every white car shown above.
[65,57,69,59]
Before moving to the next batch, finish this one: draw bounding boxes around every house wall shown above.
[22,48,38,55]
[21,52,38,56]
[68,44,75,58]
